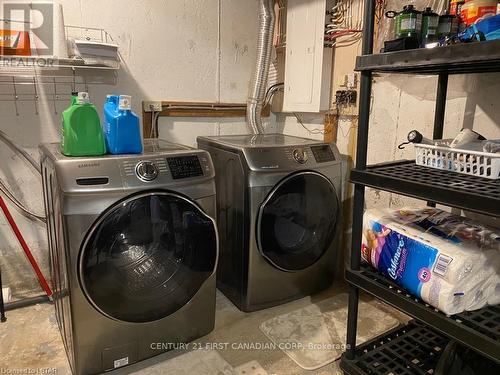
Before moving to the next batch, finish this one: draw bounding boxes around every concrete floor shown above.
[0,283,408,375]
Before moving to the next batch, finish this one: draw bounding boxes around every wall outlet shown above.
[142,101,162,112]
[346,73,357,89]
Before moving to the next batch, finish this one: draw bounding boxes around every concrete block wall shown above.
[363,73,500,209]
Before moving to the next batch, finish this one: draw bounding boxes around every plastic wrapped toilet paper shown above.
[481,250,500,307]
[487,276,500,306]
[362,208,500,315]
[467,273,499,311]
[420,277,469,315]
[452,248,500,311]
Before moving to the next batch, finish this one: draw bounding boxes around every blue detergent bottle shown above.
[103,95,143,154]
[103,94,119,148]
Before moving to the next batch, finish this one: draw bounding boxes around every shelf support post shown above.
[433,73,448,140]
[428,73,449,207]
[346,0,376,361]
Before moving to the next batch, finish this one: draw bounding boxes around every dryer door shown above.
[79,191,217,323]
[256,171,339,271]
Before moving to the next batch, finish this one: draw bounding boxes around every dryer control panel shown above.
[292,148,309,164]
[244,144,339,171]
[310,145,336,163]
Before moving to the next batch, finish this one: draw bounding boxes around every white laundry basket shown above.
[415,143,500,180]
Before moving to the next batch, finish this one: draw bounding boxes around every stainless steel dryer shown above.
[197,134,342,312]
[40,139,218,375]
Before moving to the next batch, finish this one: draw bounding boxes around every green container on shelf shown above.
[60,92,106,157]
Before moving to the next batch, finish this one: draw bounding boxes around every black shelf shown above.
[350,160,500,218]
[346,265,500,363]
[356,40,500,74]
[340,322,449,375]
[345,2,500,373]
[341,321,500,375]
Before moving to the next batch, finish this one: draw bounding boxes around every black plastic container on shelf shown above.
[437,14,461,39]
[383,36,420,52]
[421,7,440,46]
[386,5,422,40]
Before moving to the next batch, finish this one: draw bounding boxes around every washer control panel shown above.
[120,153,211,186]
[167,155,204,180]
[292,148,308,164]
[135,161,159,181]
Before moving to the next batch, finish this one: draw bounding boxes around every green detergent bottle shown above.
[61,92,106,156]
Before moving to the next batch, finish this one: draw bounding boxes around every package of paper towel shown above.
[361,207,500,315]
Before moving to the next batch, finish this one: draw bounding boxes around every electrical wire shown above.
[0,179,45,223]
[0,130,40,174]
[335,36,363,47]
[263,84,330,136]
[149,111,161,138]
[337,116,358,138]
[293,112,329,135]
[325,0,363,48]
[266,82,284,94]
[264,82,284,107]
[0,130,45,223]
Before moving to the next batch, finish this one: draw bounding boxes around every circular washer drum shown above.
[79,191,217,323]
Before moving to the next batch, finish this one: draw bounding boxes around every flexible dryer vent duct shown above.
[247,0,275,135]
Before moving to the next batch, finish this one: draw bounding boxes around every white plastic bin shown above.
[415,143,500,180]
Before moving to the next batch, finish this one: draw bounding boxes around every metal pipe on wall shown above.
[247,0,275,135]
[5,294,50,312]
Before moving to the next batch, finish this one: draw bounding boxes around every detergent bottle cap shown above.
[119,95,132,110]
[106,94,119,104]
[76,92,90,104]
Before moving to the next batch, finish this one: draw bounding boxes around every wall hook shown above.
[12,77,19,116]
[52,77,58,114]
[32,77,39,115]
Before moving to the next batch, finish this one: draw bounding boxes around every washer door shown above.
[79,191,217,323]
[256,171,339,272]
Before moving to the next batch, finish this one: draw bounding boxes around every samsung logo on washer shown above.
[77,162,100,169]
[261,165,279,169]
